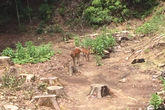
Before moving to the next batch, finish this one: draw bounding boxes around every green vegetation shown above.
[83,0,129,25]
[150,93,163,110]
[95,55,102,66]
[74,33,115,56]
[2,70,25,89]
[136,7,165,34]
[160,76,165,91]
[91,33,115,56]
[83,0,159,25]
[1,41,54,64]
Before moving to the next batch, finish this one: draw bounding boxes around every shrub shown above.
[160,77,165,91]
[150,93,163,110]
[39,3,53,21]
[83,0,130,25]
[136,14,165,34]
[74,36,81,47]
[1,41,54,64]
[92,33,115,56]
[2,73,25,89]
[95,55,102,66]
[81,37,93,49]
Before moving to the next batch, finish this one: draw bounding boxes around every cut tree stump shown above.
[47,86,65,97]
[32,95,60,110]
[88,84,110,98]
[40,77,61,86]
[20,74,35,82]
[0,56,13,67]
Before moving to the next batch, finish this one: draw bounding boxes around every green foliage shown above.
[92,33,115,56]
[83,0,129,25]
[160,76,165,91]
[74,36,81,47]
[150,93,163,110]
[38,83,48,92]
[83,0,159,25]
[1,48,14,58]
[136,12,165,34]
[39,3,53,21]
[95,55,102,66]
[36,21,45,34]
[74,33,115,56]
[81,37,93,49]
[1,41,54,64]
[2,74,25,89]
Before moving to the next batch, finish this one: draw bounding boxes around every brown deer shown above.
[81,48,90,61]
[70,47,81,66]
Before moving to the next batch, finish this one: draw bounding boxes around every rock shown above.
[147,105,154,110]
[131,58,145,64]
[119,78,127,83]
[2,104,19,110]
[102,50,110,59]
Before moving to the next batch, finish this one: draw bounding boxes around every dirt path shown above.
[0,31,162,110]
[50,37,161,110]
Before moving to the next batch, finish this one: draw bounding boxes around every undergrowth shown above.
[1,41,54,64]
[136,6,165,35]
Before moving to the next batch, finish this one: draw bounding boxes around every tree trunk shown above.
[27,0,32,24]
[14,0,21,27]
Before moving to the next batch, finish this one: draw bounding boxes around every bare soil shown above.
[0,24,163,110]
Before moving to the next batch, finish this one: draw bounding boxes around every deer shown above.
[70,47,81,66]
[81,47,90,61]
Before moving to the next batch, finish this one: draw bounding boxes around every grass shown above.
[136,7,165,35]
[1,41,55,64]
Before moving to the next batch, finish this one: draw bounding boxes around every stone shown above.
[147,105,154,110]
[131,58,145,64]
[2,104,18,110]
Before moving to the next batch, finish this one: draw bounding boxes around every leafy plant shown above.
[38,83,48,92]
[83,0,129,25]
[92,33,115,56]
[2,41,54,64]
[95,55,102,66]
[1,48,14,58]
[2,72,25,89]
[136,9,165,34]
[160,76,165,91]
[39,3,53,21]
[81,37,93,49]
[74,36,81,47]
[150,93,163,110]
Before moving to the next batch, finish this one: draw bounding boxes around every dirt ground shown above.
[0,24,163,110]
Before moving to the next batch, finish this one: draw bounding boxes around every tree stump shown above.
[47,86,65,97]
[68,65,78,76]
[0,56,13,67]
[32,95,60,110]
[40,77,61,86]
[20,74,35,83]
[88,84,110,98]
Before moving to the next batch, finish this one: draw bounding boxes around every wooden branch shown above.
[32,95,60,110]
[40,77,61,86]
